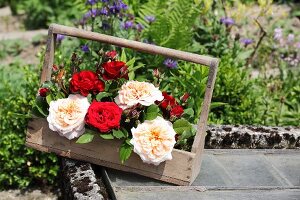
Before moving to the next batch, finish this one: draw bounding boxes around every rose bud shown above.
[52,64,58,72]
[39,88,50,97]
[153,68,160,78]
[170,105,184,118]
[105,50,117,59]
[180,93,190,103]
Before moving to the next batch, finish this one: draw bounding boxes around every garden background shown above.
[0,0,299,193]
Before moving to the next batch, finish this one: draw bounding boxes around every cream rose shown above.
[130,116,176,165]
[114,80,164,110]
[47,94,90,140]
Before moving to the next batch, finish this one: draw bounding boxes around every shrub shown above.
[0,62,58,189]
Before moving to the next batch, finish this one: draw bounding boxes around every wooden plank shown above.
[50,24,215,67]
[191,59,219,154]
[26,118,195,185]
[40,28,56,83]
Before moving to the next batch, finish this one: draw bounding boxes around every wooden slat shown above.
[26,118,195,185]
[50,24,216,67]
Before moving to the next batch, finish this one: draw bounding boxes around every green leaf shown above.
[128,71,135,80]
[145,104,160,120]
[35,96,49,117]
[183,108,194,118]
[76,132,94,144]
[55,91,65,100]
[96,92,112,101]
[210,102,227,110]
[237,50,253,61]
[112,129,125,139]
[41,81,53,89]
[177,130,194,143]
[87,94,92,103]
[46,94,53,105]
[100,134,114,140]
[119,139,133,164]
[173,118,192,135]
[120,49,127,62]
[126,57,135,68]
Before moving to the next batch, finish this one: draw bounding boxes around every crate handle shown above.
[41,24,219,155]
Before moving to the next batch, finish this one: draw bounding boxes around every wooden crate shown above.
[26,24,219,186]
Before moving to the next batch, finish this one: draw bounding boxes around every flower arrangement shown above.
[33,51,195,165]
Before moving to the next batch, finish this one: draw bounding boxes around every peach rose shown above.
[130,116,176,165]
[47,94,90,140]
[115,80,164,110]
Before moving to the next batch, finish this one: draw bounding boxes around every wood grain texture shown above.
[27,118,195,185]
[40,27,56,83]
[26,24,219,186]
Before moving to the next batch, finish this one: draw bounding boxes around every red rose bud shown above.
[105,50,117,59]
[180,93,190,103]
[39,88,50,97]
[85,102,122,133]
[70,70,105,97]
[101,61,129,80]
[170,105,184,118]
[52,64,58,72]
[159,92,177,110]
[153,69,160,78]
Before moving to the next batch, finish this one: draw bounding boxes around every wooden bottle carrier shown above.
[26,24,219,186]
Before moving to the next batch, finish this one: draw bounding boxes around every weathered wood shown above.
[41,27,56,83]
[26,24,219,186]
[27,118,195,186]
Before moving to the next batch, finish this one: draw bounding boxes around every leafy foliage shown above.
[0,62,58,189]
[137,0,202,50]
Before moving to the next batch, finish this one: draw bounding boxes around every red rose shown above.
[180,93,190,103]
[85,102,123,133]
[70,70,105,97]
[105,50,117,59]
[159,92,177,110]
[170,105,184,117]
[101,61,128,80]
[38,88,49,97]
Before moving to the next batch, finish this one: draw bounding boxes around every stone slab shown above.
[105,149,300,199]
[106,149,300,187]
[114,187,300,200]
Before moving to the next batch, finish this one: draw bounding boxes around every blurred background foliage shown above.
[0,0,299,189]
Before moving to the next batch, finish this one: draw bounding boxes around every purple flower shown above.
[295,42,300,49]
[220,17,235,26]
[109,3,121,14]
[287,34,295,43]
[240,38,253,46]
[99,7,108,15]
[274,28,282,41]
[135,23,144,31]
[56,34,65,42]
[145,15,155,23]
[121,21,134,30]
[163,58,178,69]
[118,0,128,10]
[86,0,98,5]
[83,9,98,19]
[102,0,109,2]
[81,45,90,53]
